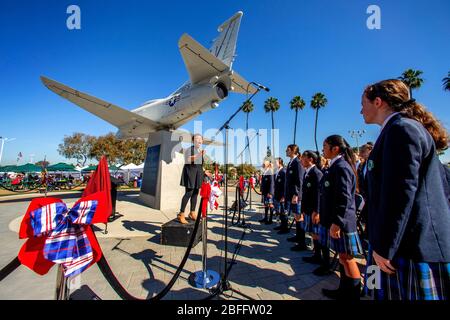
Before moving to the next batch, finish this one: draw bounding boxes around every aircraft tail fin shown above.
[210,11,243,68]
[178,33,257,94]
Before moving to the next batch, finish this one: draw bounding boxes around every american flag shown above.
[16,151,22,163]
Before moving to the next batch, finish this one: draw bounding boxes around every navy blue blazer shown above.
[440,163,450,203]
[285,157,305,201]
[319,157,357,232]
[301,166,323,215]
[367,113,450,262]
[274,168,286,201]
[357,161,369,200]
[260,170,275,196]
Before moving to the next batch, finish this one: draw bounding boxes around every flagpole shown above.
[43,155,48,198]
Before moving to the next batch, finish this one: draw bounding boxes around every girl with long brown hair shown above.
[362,79,450,300]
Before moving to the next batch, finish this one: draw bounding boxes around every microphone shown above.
[252,82,270,92]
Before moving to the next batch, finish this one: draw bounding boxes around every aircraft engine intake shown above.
[214,82,228,100]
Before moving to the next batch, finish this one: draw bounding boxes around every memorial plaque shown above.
[141,145,161,196]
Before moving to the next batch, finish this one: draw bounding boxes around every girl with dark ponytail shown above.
[362,79,449,300]
[318,134,363,300]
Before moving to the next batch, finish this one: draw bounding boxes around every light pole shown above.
[0,137,16,165]
[348,130,366,152]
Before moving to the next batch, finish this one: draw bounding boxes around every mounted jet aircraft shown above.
[41,11,257,143]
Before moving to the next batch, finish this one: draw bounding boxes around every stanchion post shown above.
[55,265,69,300]
[237,185,241,225]
[190,198,220,289]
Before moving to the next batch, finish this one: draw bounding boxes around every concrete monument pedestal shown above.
[139,130,185,212]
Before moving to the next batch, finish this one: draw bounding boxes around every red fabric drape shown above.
[200,182,211,218]
[81,156,112,265]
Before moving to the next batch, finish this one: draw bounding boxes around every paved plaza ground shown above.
[0,188,369,300]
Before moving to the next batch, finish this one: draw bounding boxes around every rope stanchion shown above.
[243,183,250,202]
[2,181,218,301]
[96,194,206,300]
[252,185,262,196]
[190,183,220,289]
[0,257,21,282]
[228,180,239,188]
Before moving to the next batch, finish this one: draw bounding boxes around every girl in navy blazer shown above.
[259,160,275,224]
[299,150,324,259]
[282,144,305,236]
[273,157,287,226]
[319,135,363,300]
[362,79,450,300]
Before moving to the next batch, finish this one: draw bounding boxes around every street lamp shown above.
[0,137,16,165]
[348,130,366,152]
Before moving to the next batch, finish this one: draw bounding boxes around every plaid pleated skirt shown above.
[263,195,273,206]
[374,257,450,300]
[273,200,284,213]
[286,202,300,215]
[318,225,363,256]
[301,213,320,234]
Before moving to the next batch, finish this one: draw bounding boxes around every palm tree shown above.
[264,97,281,157]
[290,96,306,145]
[398,69,424,98]
[310,93,328,155]
[242,100,254,164]
[443,71,450,91]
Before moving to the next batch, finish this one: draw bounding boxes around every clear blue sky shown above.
[1,0,449,165]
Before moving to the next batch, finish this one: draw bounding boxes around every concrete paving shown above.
[0,189,370,300]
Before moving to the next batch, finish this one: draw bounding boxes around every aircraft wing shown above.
[40,76,163,131]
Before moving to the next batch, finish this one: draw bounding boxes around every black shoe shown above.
[322,288,341,300]
[348,280,361,301]
[265,220,273,225]
[302,255,323,265]
[313,265,332,276]
[277,229,290,234]
[273,225,282,230]
[291,244,308,251]
[287,236,298,242]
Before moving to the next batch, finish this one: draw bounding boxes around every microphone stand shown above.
[214,84,263,293]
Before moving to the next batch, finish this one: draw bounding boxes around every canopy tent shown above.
[0,165,18,172]
[74,165,88,172]
[81,164,120,173]
[120,163,138,170]
[109,165,120,171]
[81,165,98,172]
[14,163,42,173]
[47,162,76,172]
[135,163,144,169]
[117,163,144,183]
